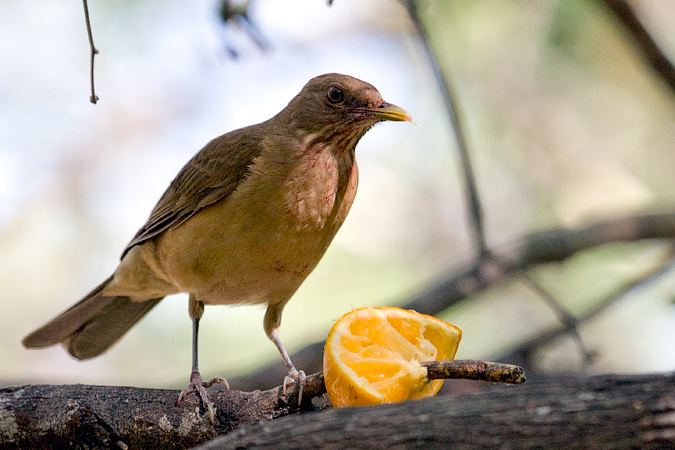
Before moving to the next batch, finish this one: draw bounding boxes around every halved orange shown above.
[323,306,462,407]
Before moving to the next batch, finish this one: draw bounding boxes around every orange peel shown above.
[323,306,462,407]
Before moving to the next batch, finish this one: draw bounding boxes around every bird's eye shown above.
[327,86,345,104]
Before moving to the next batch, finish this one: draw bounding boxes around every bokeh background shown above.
[2,0,675,389]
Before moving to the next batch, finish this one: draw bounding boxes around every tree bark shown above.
[0,378,322,450]
[1,372,673,449]
[196,373,675,450]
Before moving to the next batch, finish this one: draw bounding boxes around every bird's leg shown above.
[270,327,306,403]
[177,295,228,422]
[265,302,305,404]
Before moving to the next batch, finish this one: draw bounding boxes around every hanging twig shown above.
[82,0,99,104]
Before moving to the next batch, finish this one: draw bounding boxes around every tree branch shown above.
[423,360,525,384]
[195,372,675,450]
[497,249,675,370]
[0,360,522,449]
[405,210,675,316]
[600,0,675,97]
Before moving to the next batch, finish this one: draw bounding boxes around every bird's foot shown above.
[177,370,229,422]
[283,368,306,405]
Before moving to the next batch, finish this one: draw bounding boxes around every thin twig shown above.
[498,247,675,368]
[82,0,99,104]
[519,271,595,372]
[277,359,525,406]
[403,0,487,257]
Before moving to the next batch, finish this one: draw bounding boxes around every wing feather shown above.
[122,125,266,257]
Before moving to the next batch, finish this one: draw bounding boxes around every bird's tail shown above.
[22,275,162,360]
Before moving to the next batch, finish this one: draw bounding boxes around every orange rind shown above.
[323,307,462,407]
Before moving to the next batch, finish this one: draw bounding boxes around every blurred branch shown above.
[405,211,675,316]
[403,0,487,257]
[82,0,99,104]
[498,247,675,371]
[217,0,268,58]
[235,211,675,390]
[518,270,595,371]
[600,0,675,97]
[399,0,593,377]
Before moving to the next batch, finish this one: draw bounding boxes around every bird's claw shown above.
[177,371,229,423]
[283,368,306,405]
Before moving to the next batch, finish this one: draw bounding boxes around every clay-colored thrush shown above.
[23,73,412,418]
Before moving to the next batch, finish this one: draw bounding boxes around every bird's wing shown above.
[122,126,265,257]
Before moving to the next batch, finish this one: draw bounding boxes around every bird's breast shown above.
[152,144,358,305]
[283,144,358,229]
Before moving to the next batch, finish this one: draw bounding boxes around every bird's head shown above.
[279,73,412,150]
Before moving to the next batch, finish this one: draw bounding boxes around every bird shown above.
[22,73,413,420]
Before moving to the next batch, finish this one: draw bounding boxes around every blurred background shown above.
[2,0,675,390]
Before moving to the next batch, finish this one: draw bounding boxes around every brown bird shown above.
[22,73,412,419]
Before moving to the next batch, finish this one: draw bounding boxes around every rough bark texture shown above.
[196,373,675,450]
[0,361,524,449]
[0,377,323,450]
[1,373,673,449]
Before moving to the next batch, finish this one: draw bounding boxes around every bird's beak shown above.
[369,102,413,123]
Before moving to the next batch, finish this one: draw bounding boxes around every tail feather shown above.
[23,276,163,360]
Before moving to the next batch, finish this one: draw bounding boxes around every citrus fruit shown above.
[323,306,462,407]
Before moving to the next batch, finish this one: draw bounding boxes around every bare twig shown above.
[422,359,526,384]
[519,271,595,371]
[279,359,524,406]
[600,0,675,97]
[82,0,99,104]
[404,0,487,257]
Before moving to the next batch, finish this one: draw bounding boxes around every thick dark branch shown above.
[600,0,675,97]
[195,372,675,450]
[5,373,671,449]
[0,382,318,450]
[0,360,521,449]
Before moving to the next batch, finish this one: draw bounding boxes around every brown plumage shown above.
[23,73,412,419]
